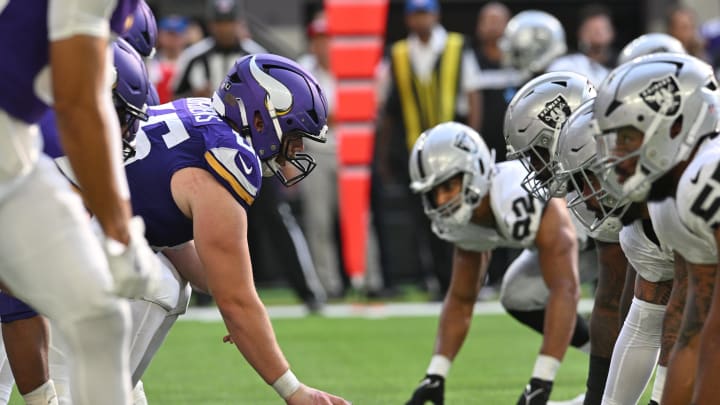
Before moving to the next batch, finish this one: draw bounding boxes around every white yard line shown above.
[181,298,595,321]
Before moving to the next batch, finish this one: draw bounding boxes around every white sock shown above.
[650,365,667,403]
[601,297,665,405]
[22,380,58,405]
[132,381,148,405]
[532,354,560,381]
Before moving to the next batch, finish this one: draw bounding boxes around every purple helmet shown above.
[112,38,150,159]
[121,0,158,58]
[212,53,329,186]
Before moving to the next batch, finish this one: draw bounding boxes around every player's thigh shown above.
[500,249,548,310]
[0,157,116,321]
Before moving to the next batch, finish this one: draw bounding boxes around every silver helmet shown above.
[618,33,686,65]
[409,122,495,229]
[499,10,567,74]
[592,53,720,202]
[555,100,625,240]
[504,71,596,201]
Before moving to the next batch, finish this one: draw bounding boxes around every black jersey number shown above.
[511,196,536,240]
[690,162,720,227]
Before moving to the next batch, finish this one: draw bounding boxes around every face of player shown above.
[611,126,644,183]
[275,131,305,166]
[580,171,603,217]
[529,146,552,182]
[430,174,463,208]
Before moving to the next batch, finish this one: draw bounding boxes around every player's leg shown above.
[662,256,714,405]
[601,274,671,405]
[500,250,590,350]
[129,252,191,385]
[0,156,132,405]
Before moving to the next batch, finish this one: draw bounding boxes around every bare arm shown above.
[173,167,288,383]
[433,247,490,359]
[691,227,720,403]
[51,36,131,243]
[534,198,580,361]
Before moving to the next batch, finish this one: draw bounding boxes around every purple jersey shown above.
[0,0,138,124]
[126,98,262,249]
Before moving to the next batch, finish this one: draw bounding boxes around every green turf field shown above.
[6,311,656,404]
[124,314,651,404]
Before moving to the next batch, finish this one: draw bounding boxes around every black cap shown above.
[207,0,242,22]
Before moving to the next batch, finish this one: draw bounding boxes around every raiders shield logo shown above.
[640,75,681,116]
[538,95,572,128]
[454,131,477,153]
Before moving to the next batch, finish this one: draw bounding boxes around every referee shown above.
[173,0,265,98]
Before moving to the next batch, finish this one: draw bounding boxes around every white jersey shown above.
[649,137,720,265]
[674,137,720,263]
[432,160,545,252]
[620,220,674,282]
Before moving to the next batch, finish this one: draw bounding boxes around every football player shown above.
[592,52,720,405]
[405,122,580,405]
[499,10,567,79]
[503,71,629,405]
[121,0,160,106]
[47,53,349,405]
[553,100,676,405]
[0,1,160,405]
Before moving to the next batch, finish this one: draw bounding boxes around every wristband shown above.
[426,354,452,378]
[272,369,301,399]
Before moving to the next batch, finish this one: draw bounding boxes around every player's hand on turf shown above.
[286,385,351,405]
[516,378,553,405]
[103,217,160,299]
[405,374,444,405]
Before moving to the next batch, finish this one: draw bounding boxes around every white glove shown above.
[102,217,160,299]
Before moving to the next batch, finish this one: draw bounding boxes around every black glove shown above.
[516,378,553,405]
[405,374,444,405]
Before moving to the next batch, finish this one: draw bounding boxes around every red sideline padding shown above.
[337,124,375,165]
[325,0,388,36]
[330,39,383,79]
[338,168,371,279]
[335,84,376,122]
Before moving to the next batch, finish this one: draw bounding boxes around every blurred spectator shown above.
[296,13,344,298]
[472,2,523,289]
[150,15,189,103]
[373,0,482,297]
[701,18,720,77]
[667,5,708,61]
[472,2,523,162]
[547,4,614,86]
[185,17,207,47]
[173,0,265,98]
